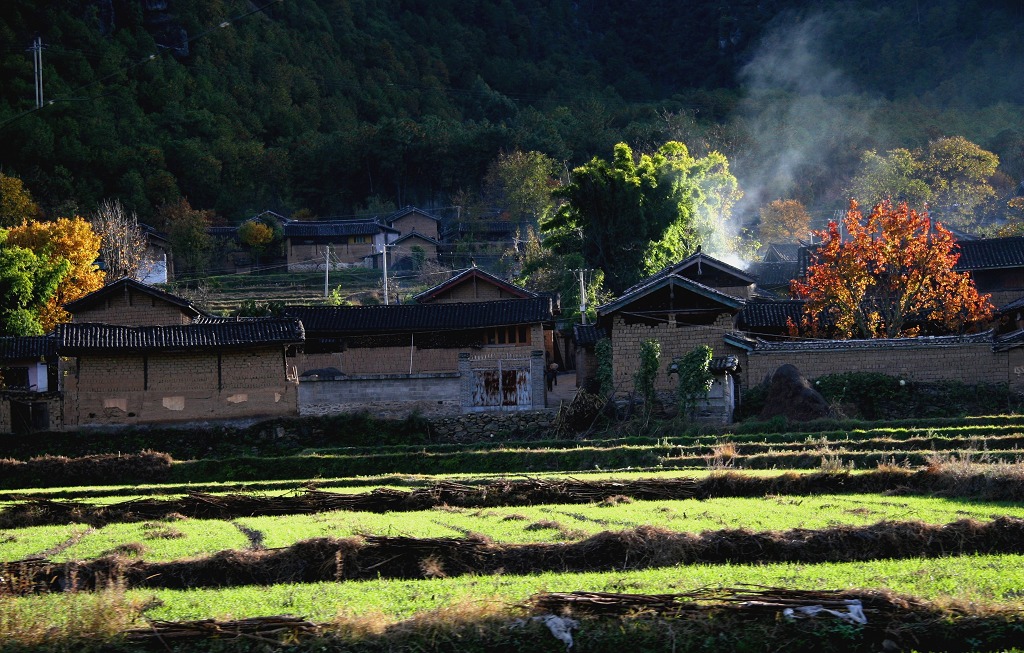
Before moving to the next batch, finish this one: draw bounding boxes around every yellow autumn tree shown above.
[7,217,104,330]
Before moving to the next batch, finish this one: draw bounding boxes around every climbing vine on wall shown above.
[670,345,714,419]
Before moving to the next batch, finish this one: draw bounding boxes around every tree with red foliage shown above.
[791,200,992,339]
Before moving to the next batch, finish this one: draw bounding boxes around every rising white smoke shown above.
[731,13,880,234]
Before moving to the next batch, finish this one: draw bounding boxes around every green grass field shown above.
[4,415,1024,652]
[5,493,1023,563]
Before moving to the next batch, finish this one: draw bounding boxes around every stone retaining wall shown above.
[428,409,555,442]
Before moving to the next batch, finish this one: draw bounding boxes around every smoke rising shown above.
[731,13,879,232]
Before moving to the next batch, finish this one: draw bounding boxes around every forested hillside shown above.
[1,0,1022,224]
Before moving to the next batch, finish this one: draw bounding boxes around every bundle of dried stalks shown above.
[123,616,320,643]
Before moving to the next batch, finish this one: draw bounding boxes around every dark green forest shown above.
[1,0,1022,225]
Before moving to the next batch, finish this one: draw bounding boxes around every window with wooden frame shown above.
[484,325,531,346]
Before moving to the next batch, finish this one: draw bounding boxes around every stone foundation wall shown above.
[429,410,555,442]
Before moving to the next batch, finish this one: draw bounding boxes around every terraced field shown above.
[3,417,1024,652]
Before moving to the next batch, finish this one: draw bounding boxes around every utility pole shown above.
[29,36,43,109]
[323,244,331,297]
[380,242,393,305]
[572,268,592,324]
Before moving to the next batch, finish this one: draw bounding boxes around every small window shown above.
[352,235,370,244]
[1,367,30,390]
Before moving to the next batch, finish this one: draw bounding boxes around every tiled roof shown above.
[64,278,202,316]
[0,335,56,360]
[386,206,442,224]
[285,297,554,334]
[709,356,740,372]
[618,252,755,298]
[955,237,1024,271]
[413,267,536,303]
[792,238,1024,278]
[993,329,1024,351]
[441,221,533,240]
[737,300,805,330]
[997,296,1024,314]
[753,261,801,287]
[572,323,606,347]
[393,231,441,246]
[746,331,992,352]
[207,226,239,237]
[55,319,304,352]
[598,274,745,316]
[283,221,399,238]
[763,243,802,262]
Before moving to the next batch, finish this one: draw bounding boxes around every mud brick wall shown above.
[288,242,376,270]
[63,347,297,428]
[391,213,439,239]
[433,283,524,303]
[743,343,1006,388]
[610,313,743,394]
[296,326,544,376]
[71,289,192,326]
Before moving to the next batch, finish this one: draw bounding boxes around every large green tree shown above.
[849,137,999,228]
[542,141,737,294]
[0,229,70,336]
[482,150,562,223]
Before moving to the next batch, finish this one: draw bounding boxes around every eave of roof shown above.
[63,278,202,316]
[386,206,442,224]
[955,237,1024,271]
[283,220,399,237]
[737,300,805,329]
[598,274,745,316]
[747,331,993,353]
[55,319,304,353]
[0,335,57,360]
[572,323,606,347]
[413,267,536,303]
[394,231,441,246]
[285,297,553,334]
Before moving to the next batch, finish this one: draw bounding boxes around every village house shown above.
[413,265,538,304]
[385,206,442,241]
[0,279,305,432]
[57,318,303,428]
[283,219,400,271]
[592,252,753,421]
[751,242,802,298]
[65,277,203,326]
[593,246,1024,422]
[286,296,555,416]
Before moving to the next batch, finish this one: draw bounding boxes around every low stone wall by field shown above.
[429,410,555,442]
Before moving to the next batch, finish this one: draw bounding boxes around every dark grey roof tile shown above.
[56,319,303,352]
[285,298,553,334]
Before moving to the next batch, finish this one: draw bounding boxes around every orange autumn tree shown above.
[791,200,992,339]
[7,217,104,330]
